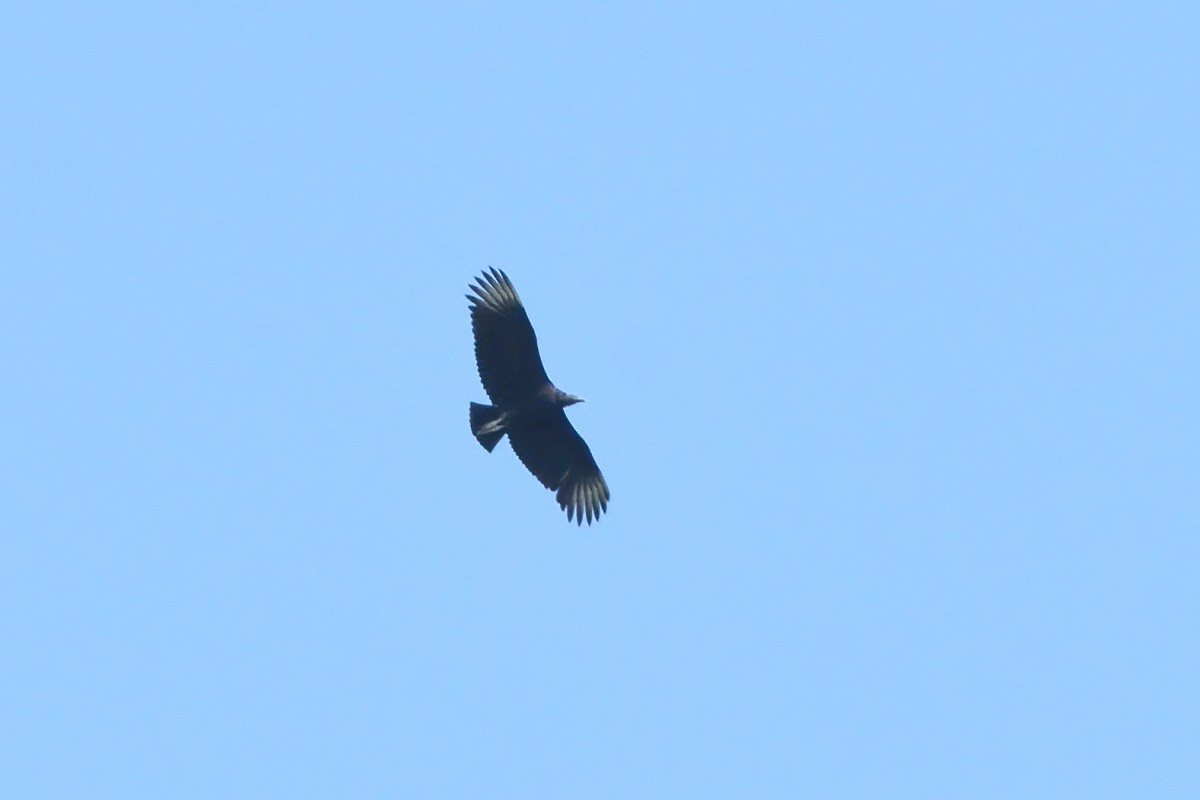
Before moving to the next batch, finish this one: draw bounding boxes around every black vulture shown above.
[467,268,610,525]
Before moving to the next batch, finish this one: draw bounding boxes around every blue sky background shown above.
[2,2,1197,797]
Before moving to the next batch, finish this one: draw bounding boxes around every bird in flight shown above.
[467,268,610,525]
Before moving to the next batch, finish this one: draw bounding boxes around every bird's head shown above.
[557,391,585,407]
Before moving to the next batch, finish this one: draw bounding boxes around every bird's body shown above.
[467,268,609,525]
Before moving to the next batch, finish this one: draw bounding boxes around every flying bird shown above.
[467,268,610,525]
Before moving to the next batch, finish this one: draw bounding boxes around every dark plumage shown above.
[467,268,610,525]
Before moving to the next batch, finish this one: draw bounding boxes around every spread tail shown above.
[469,402,507,452]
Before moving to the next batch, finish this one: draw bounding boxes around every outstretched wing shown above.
[467,268,550,407]
[507,409,610,526]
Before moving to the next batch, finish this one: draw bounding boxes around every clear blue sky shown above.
[2,2,1197,797]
